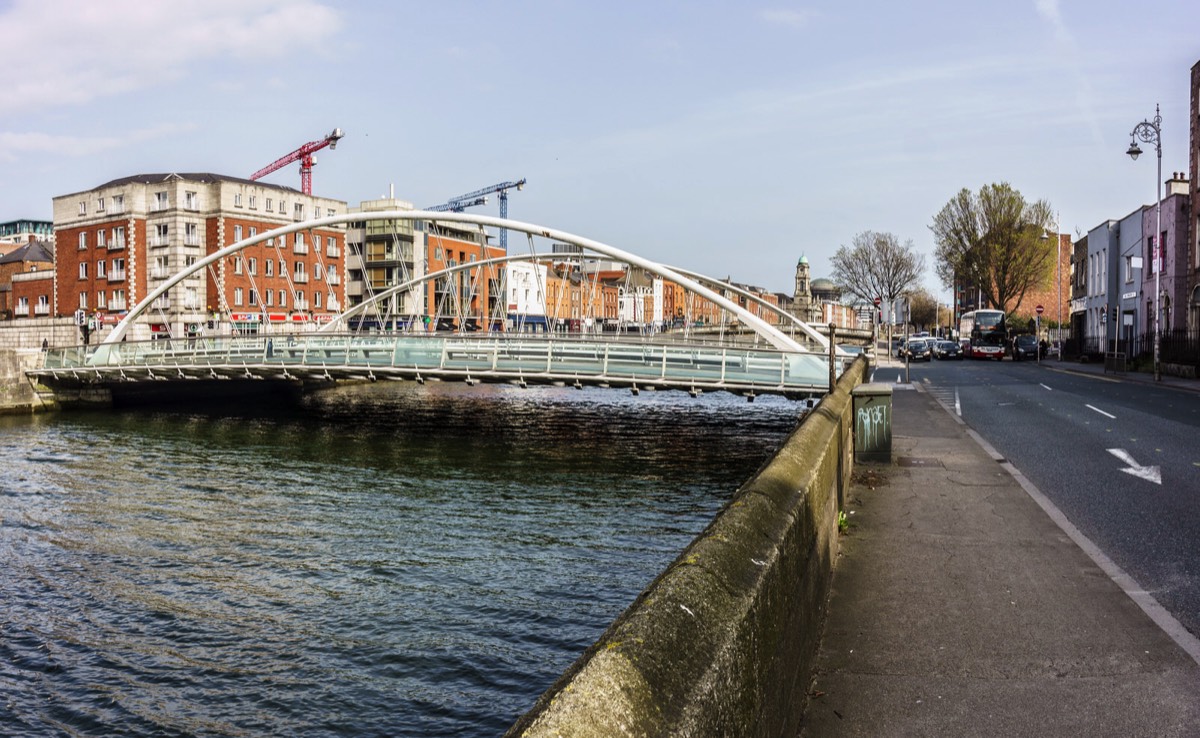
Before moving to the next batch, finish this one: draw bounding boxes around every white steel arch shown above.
[97,211,804,356]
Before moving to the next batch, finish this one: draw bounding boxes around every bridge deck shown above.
[31,333,839,399]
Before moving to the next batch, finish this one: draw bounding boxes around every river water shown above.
[0,382,800,737]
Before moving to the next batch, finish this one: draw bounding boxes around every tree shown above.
[830,231,926,311]
[907,288,938,330]
[830,231,926,348]
[930,183,1053,318]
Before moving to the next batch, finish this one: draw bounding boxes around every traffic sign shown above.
[1035,304,1044,315]
[873,296,881,307]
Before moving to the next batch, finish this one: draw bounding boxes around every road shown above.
[871,355,1200,641]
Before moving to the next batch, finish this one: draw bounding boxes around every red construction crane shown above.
[250,127,344,195]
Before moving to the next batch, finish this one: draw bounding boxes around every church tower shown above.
[793,255,813,321]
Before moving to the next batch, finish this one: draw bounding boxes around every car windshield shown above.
[939,341,956,349]
[1016,335,1037,346]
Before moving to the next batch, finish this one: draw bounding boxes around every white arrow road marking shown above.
[1108,448,1162,485]
[1087,404,1116,419]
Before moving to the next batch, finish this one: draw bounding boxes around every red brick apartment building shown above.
[54,173,347,339]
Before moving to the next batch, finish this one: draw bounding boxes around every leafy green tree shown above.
[930,183,1054,317]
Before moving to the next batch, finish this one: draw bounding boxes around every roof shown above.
[811,277,837,291]
[61,172,303,199]
[0,240,54,265]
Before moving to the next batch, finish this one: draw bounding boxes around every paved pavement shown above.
[799,363,1200,737]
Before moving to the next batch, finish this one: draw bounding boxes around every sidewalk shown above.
[799,383,1200,737]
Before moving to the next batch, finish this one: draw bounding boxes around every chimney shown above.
[1166,171,1190,197]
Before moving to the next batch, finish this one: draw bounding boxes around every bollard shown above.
[851,382,892,463]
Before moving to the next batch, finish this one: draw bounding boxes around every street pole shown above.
[1127,105,1162,382]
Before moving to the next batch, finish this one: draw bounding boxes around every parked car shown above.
[1009,334,1041,361]
[904,338,932,361]
[934,340,962,360]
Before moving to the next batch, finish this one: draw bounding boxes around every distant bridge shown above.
[28,211,849,403]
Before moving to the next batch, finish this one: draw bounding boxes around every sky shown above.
[3,0,1199,301]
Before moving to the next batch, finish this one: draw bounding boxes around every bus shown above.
[959,309,1006,360]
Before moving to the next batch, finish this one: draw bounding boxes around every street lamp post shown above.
[1041,212,1062,361]
[1126,104,1162,382]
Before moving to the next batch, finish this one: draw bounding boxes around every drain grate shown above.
[895,456,944,468]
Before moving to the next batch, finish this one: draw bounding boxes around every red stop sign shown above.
[873,297,881,307]
[1035,304,1044,315]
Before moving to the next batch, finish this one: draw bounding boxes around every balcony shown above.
[151,268,169,280]
[108,239,126,251]
[153,298,171,310]
[293,274,310,284]
[326,273,340,285]
[107,269,126,282]
[109,301,128,311]
[150,236,169,248]
[326,245,341,259]
[34,304,50,316]
[184,235,201,246]
[293,244,309,255]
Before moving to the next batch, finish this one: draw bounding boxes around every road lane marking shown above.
[1107,448,1163,485]
[1086,404,1116,419]
[954,388,961,417]
[1040,383,1052,391]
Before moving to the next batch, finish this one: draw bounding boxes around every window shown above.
[78,262,88,279]
[97,229,106,248]
[35,295,48,315]
[1125,255,1134,283]
[294,203,305,220]
[265,197,273,212]
[249,289,258,307]
[233,257,243,275]
[113,226,126,249]
[279,259,285,275]
[16,297,27,313]
[185,255,197,269]
[249,257,257,275]
[294,261,307,282]
[78,201,87,216]
[153,256,170,279]
[184,286,198,309]
[79,292,88,309]
[315,264,323,281]
[185,222,199,246]
[234,288,243,306]
[234,193,243,208]
[278,289,287,308]
[326,236,338,258]
[97,197,105,213]
[315,291,322,309]
[97,260,107,278]
[185,191,198,210]
[249,195,257,210]
[327,208,335,218]
[153,223,169,247]
[110,258,125,281]
[153,191,168,211]
[265,259,273,277]
[279,200,287,214]
[78,232,87,250]
[265,289,274,307]
[234,225,243,242]
[111,289,126,311]
[294,233,307,253]
[249,226,257,238]
[112,194,124,214]
[97,291,107,308]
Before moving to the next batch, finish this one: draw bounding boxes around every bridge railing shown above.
[39,332,839,396]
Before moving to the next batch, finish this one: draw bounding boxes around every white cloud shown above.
[758,8,819,29]
[0,123,198,161]
[0,0,342,111]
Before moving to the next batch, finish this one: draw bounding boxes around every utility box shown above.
[852,382,893,463]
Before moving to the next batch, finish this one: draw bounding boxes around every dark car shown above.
[1010,334,1040,361]
[934,340,962,360]
[904,338,932,362]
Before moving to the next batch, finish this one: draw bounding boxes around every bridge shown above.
[28,211,850,403]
